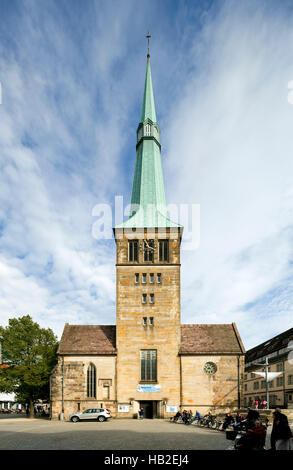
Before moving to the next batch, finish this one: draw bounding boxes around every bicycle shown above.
[214,418,224,430]
[207,415,218,429]
[200,413,215,427]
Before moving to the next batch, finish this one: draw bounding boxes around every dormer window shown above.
[145,123,151,136]
[154,126,159,140]
[138,127,143,141]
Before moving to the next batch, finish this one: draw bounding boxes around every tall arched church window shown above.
[145,123,151,136]
[87,363,96,398]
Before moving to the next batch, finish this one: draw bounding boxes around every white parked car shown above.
[70,408,111,422]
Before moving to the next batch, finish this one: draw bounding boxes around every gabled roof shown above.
[180,323,245,354]
[57,324,116,355]
[57,323,244,356]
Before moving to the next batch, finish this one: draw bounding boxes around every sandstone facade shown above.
[50,228,245,420]
[50,52,245,421]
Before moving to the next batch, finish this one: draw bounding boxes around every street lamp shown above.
[252,357,269,408]
[251,357,282,409]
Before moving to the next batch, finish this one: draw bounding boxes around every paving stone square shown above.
[0,418,232,450]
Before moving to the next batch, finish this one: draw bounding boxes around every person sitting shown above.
[220,412,235,431]
[242,407,260,430]
[171,411,182,422]
[189,410,201,424]
[182,410,189,424]
[236,420,266,450]
[184,410,193,424]
[232,411,246,429]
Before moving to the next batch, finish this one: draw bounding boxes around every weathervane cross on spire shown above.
[146,31,151,57]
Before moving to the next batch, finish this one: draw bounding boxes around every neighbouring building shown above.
[50,48,245,420]
[0,364,19,411]
[244,328,293,409]
[0,393,18,411]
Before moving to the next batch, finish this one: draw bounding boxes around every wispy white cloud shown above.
[165,0,293,348]
[0,0,138,335]
[0,0,292,350]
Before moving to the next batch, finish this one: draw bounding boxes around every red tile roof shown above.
[57,322,244,355]
[57,324,116,355]
[180,323,245,354]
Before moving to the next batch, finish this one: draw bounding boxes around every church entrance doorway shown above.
[139,401,157,419]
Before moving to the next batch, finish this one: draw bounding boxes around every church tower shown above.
[50,39,245,422]
[113,49,183,418]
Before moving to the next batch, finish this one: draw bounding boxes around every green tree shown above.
[0,315,58,418]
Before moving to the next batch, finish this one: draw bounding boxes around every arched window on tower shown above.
[145,123,151,136]
[87,363,96,398]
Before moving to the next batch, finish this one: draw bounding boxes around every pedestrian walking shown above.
[254,400,259,409]
[271,410,293,450]
[138,408,144,420]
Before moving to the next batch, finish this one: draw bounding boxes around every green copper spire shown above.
[140,56,157,124]
[114,48,181,230]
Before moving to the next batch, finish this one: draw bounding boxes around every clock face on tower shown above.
[142,239,155,262]
[143,239,155,252]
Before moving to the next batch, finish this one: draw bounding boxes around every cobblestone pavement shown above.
[0,418,231,450]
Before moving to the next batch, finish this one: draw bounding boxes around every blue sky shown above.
[0,0,293,350]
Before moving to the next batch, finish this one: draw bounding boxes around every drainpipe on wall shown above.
[179,355,183,412]
[59,356,64,421]
[237,356,241,409]
[115,354,118,416]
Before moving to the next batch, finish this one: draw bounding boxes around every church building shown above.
[50,48,245,420]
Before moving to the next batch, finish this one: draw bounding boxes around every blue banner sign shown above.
[136,384,161,392]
